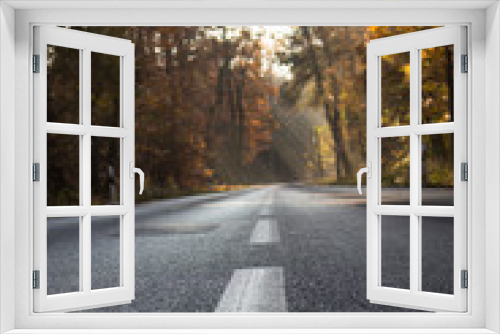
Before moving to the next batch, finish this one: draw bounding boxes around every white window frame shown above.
[1,1,499,333]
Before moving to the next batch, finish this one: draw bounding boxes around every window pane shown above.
[91,137,121,205]
[92,216,121,290]
[421,45,454,124]
[91,52,120,127]
[47,134,80,206]
[381,137,410,205]
[421,217,454,294]
[47,45,80,124]
[381,52,410,127]
[381,215,410,290]
[421,133,453,206]
[47,217,80,294]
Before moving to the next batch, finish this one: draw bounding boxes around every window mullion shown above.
[78,48,84,292]
[409,48,420,294]
[82,48,92,294]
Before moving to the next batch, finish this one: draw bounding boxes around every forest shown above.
[46,26,454,205]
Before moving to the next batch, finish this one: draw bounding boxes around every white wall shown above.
[0,2,16,333]
[486,2,500,333]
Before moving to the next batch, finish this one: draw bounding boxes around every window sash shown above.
[33,26,136,313]
[366,26,467,312]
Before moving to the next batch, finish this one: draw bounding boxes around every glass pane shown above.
[421,133,454,206]
[47,134,80,206]
[47,45,80,124]
[381,52,410,127]
[91,52,120,127]
[47,217,80,294]
[421,217,454,294]
[422,45,454,124]
[381,137,410,205]
[381,215,410,290]
[92,216,121,290]
[91,137,121,205]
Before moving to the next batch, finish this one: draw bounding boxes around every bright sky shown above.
[209,26,295,80]
[251,26,294,80]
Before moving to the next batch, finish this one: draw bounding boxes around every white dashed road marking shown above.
[250,219,279,244]
[215,267,287,312]
[259,205,273,216]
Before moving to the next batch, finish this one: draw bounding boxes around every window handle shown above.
[357,162,371,195]
[129,162,144,195]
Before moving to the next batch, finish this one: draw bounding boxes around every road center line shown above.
[259,205,273,216]
[259,191,274,216]
[215,267,287,312]
[250,219,279,244]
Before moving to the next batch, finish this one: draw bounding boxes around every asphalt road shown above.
[46,185,454,312]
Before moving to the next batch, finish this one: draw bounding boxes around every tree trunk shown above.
[236,67,247,171]
[206,27,231,180]
[300,27,326,178]
[303,26,352,182]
